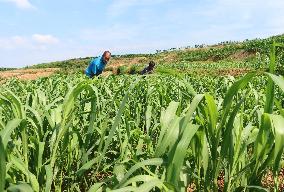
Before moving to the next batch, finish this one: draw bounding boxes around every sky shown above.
[0,0,284,67]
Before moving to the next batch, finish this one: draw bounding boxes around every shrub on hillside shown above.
[116,66,128,75]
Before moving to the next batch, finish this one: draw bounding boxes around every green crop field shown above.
[1,41,284,191]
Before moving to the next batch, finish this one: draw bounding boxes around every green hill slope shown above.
[28,34,284,76]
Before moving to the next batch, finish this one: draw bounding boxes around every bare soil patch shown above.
[184,68,253,77]
[0,68,59,80]
[217,68,252,76]
[228,50,256,61]
[109,57,148,68]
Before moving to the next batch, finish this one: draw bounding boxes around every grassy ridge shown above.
[27,34,284,73]
[0,68,17,71]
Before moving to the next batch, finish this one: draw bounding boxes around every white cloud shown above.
[0,36,29,49]
[0,39,12,49]
[11,36,28,45]
[32,34,59,44]
[3,0,35,9]
[0,34,59,50]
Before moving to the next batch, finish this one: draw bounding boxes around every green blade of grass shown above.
[115,158,164,189]
[7,183,34,192]
[166,124,199,188]
[87,182,104,192]
[0,137,5,192]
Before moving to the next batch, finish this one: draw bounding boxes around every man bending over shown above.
[85,51,111,78]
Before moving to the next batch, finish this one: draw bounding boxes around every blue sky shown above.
[0,0,284,67]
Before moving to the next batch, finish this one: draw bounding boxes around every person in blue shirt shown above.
[85,51,111,78]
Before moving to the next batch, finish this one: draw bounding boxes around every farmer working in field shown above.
[85,51,111,78]
[140,61,156,75]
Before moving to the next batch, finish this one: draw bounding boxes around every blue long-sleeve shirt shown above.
[85,56,106,78]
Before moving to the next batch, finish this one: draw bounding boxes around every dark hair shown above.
[149,61,155,67]
[103,51,111,56]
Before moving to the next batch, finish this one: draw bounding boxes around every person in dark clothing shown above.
[140,61,156,75]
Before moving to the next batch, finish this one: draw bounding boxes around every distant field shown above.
[1,34,283,81]
[0,68,17,71]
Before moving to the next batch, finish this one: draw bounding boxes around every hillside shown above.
[0,34,279,78]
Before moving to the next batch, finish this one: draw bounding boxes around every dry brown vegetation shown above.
[0,68,59,80]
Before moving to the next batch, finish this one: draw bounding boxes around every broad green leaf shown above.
[7,183,34,192]
[0,119,22,148]
[108,186,137,192]
[155,117,181,157]
[1,89,24,119]
[266,73,284,93]
[10,155,39,192]
[44,164,52,192]
[116,158,163,188]
[145,105,152,133]
[269,115,284,172]
[166,124,199,188]
[134,179,164,192]
[113,164,125,182]
[264,43,276,114]
[88,182,104,192]
[121,175,159,188]
[76,156,100,176]
[157,102,179,148]
[205,93,218,134]
[245,185,269,192]
[0,137,5,192]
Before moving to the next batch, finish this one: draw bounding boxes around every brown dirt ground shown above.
[158,52,178,63]
[228,50,256,61]
[0,67,251,82]
[187,168,284,191]
[0,68,60,80]
[216,68,252,76]
[108,56,148,68]
[185,68,253,77]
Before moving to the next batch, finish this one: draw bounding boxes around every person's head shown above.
[149,61,155,69]
[102,51,111,63]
